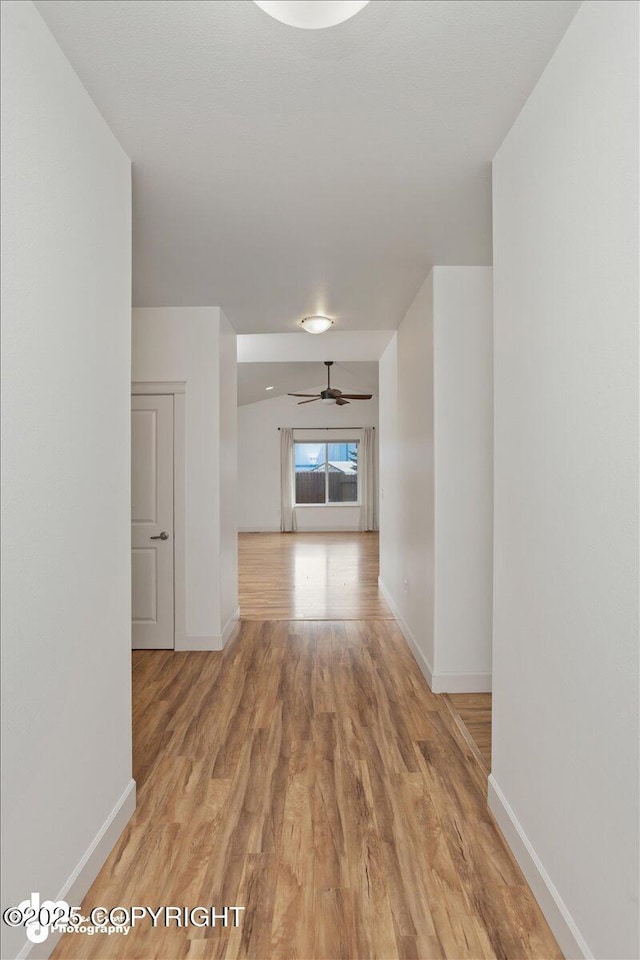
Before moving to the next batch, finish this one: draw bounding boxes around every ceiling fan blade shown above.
[288,393,321,397]
[337,394,373,400]
[298,397,320,404]
[335,397,350,405]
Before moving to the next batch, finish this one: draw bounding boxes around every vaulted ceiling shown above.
[37,0,580,332]
[238,360,378,405]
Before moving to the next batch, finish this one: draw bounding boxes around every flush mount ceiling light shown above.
[253,1,370,30]
[265,385,274,391]
[299,315,334,334]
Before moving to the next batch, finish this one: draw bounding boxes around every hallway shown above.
[53,619,560,960]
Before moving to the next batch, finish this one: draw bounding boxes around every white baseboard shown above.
[297,527,361,532]
[17,778,136,960]
[488,775,592,960]
[178,608,240,652]
[221,607,240,646]
[378,578,492,695]
[378,577,434,688]
[178,634,223,651]
[238,526,280,533]
[239,526,363,533]
[431,671,492,693]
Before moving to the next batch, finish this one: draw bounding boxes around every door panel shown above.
[131,549,157,621]
[131,410,157,522]
[131,394,174,649]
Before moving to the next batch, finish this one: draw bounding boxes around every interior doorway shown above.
[236,359,384,620]
[131,382,186,649]
[131,393,174,648]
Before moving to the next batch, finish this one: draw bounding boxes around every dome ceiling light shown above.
[253,1,370,30]
[299,315,334,334]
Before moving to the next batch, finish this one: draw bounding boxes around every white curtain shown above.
[280,427,297,532]
[359,426,378,531]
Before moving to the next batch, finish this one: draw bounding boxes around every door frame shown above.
[131,381,186,649]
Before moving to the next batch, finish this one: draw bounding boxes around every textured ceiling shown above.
[238,360,378,405]
[36,0,580,332]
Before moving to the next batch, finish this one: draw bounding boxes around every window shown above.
[294,441,359,505]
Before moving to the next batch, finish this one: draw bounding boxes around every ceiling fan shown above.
[288,361,373,405]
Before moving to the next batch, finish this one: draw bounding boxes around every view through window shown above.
[294,441,359,504]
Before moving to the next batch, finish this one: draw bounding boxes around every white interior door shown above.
[131,394,174,649]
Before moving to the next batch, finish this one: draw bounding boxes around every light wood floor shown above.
[53,620,561,960]
[239,532,393,620]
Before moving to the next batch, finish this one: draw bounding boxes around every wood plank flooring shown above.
[239,532,393,620]
[52,620,561,960]
[442,694,493,775]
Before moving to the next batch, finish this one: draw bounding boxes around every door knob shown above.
[150,531,169,541]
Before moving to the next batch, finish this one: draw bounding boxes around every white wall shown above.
[379,274,436,672]
[433,267,493,687]
[132,307,238,647]
[379,268,493,692]
[1,4,133,958]
[490,3,639,958]
[238,386,378,531]
[378,333,400,596]
[219,311,239,628]
[238,330,394,363]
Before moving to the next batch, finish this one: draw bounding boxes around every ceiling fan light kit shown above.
[288,361,373,406]
[299,315,334,335]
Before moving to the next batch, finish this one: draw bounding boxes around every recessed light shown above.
[253,1,370,30]
[265,385,274,391]
[299,316,334,335]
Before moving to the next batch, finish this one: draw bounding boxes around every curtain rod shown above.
[277,426,374,431]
